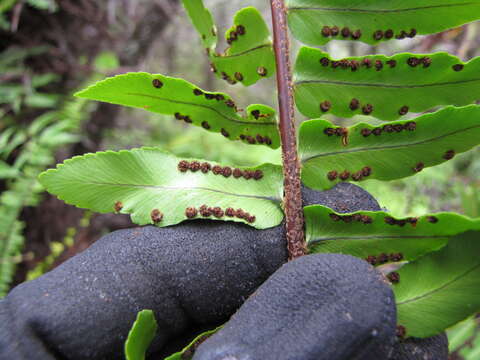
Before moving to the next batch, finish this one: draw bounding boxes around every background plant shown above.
[3,0,480,358]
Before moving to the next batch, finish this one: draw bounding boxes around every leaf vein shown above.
[288,3,476,14]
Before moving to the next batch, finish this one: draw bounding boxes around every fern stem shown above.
[270,0,305,260]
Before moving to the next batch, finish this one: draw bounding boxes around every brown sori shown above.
[378,253,389,264]
[427,215,439,223]
[361,128,372,137]
[201,121,211,129]
[373,30,383,40]
[351,172,363,181]
[329,213,342,221]
[452,64,464,71]
[383,125,394,133]
[386,59,396,68]
[362,104,373,115]
[225,99,235,108]
[200,162,211,173]
[321,26,331,37]
[351,29,362,40]
[246,136,256,144]
[221,128,230,137]
[422,57,432,68]
[152,79,163,88]
[349,98,360,110]
[327,170,338,181]
[184,116,192,123]
[324,127,336,136]
[199,205,211,217]
[320,57,330,66]
[393,124,404,132]
[396,325,407,339]
[372,128,382,136]
[213,207,224,218]
[413,162,424,173]
[365,255,377,265]
[253,170,264,180]
[387,272,400,284]
[407,57,420,67]
[234,72,244,81]
[341,27,350,37]
[185,207,198,218]
[399,106,409,116]
[235,208,245,218]
[339,170,350,180]
[257,66,268,76]
[114,201,123,212]
[151,209,163,223]
[236,25,245,35]
[362,166,372,177]
[233,168,243,178]
[362,58,372,68]
[225,207,235,217]
[178,160,190,172]
[361,215,373,224]
[331,26,339,36]
[256,134,265,144]
[320,100,332,112]
[222,167,232,178]
[251,109,260,119]
[384,29,394,39]
[375,60,383,71]
[384,216,396,225]
[243,170,254,180]
[443,150,455,160]
[390,253,404,262]
[174,112,183,120]
[404,121,416,131]
[189,161,201,172]
[212,165,223,175]
[408,29,417,38]
[193,88,203,96]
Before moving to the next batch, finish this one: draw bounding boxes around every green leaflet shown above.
[164,326,222,360]
[39,148,284,229]
[182,1,275,86]
[212,7,275,86]
[304,205,480,262]
[294,47,480,121]
[395,231,480,338]
[76,72,280,149]
[125,310,158,360]
[286,0,480,46]
[299,106,480,190]
[181,0,217,50]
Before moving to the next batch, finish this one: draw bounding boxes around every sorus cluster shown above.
[185,205,256,223]
[361,121,416,137]
[177,160,263,180]
[365,252,404,266]
[329,212,373,224]
[327,166,372,182]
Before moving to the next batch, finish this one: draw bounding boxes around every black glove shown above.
[0,184,448,360]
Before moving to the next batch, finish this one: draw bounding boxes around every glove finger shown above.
[391,333,449,360]
[192,253,397,360]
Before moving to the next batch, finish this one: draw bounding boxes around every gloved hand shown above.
[0,184,448,360]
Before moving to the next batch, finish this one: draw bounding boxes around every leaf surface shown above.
[305,205,480,262]
[395,231,480,338]
[182,0,217,50]
[39,148,284,229]
[299,106,480,190]
[286,0,480,46]
[76,72,279,148]
[294,47,480,121]
[125,310,157,360]
[182,1,275,86]
[212,7,275,86]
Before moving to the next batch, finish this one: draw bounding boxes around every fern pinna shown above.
[40,0,480,354]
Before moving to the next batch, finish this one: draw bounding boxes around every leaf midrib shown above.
[396,262,480,306]
[126,93,277,126]
[69,180,282,202]
[308,234,448,246]
[219,43,271,59]
[301,124,480,163]
[288,3,476,14]
[295,77,480,89]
